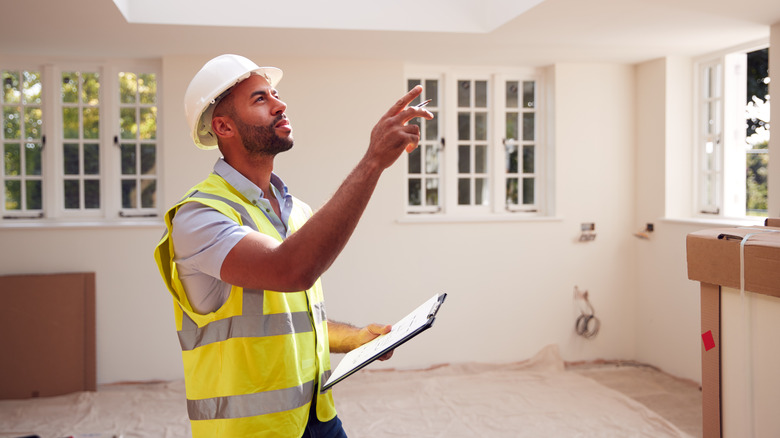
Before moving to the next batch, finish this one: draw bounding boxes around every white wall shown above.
[17,31,780,383]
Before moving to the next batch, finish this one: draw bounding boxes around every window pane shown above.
[523,178,535,204]
[63,143,79,174]
[408,79,421,106]
[523,81,535,108]
[475,145,487,173]
[425,114,438,141]
[475,178,487,205]
[121,144,136,175]
[82,73,100,104]
[475,81,487,107]
[120,108,137,140]
[139,107,156,140]
[705,141,715,171]
[458,145,470,173]
[139,73,157,104]
[84,143,100,175]
[119,72,137,104]
[64,179,80,208]
[458,112,470,141]
[747,152,768,215]
[3,71,21,104]
[703,174,716,207]
[522,113,535,141]
[424,79,438,106]
[62,108,79,139]
[122,179,137,208]
[62,73,79,103]
[26,180,42,210]
[425,144,438,174]
[506,178,519,205]
[506,113,518,139]
[22,71,42,105]
[506,145,518,173]
[458,80,470,107]
[4,143,20,175]
[523,145,535,173]
[408,146,421,174]
[25,143,41,175]
[141,144,156,175]
[82,108,99,139]
[408,178,421,206]
[4,107,21,139]
[24,107,42,139]
[84,179,100,208]
[457,178,470,205]
[141,179,156,208]
[705,102,719,136]
[475,112,487,141]
[506,81,519,108]
[5,180,20,210]
[425,178,438,206]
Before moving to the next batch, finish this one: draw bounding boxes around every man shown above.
[153,54,432,438]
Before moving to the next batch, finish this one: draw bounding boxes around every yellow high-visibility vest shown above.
[154,173,337,437]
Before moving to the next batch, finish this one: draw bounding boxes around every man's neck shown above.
[223,153,275,196]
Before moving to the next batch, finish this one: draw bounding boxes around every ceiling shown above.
[1,0,778,66]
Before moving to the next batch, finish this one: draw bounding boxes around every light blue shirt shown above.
[171,158,296,314]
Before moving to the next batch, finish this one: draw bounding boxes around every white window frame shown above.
[403,66,550,221]
[1,58,162,227]
[693,40,768,220]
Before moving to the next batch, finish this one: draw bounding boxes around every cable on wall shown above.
[574,286,600,339]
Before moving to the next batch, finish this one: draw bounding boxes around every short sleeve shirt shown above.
[171,158,295,315]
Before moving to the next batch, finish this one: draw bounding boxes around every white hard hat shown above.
[184,54,283,150]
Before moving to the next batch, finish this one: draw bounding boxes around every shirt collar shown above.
[213,157,290,202]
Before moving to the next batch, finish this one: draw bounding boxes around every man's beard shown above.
[235,114,294,157]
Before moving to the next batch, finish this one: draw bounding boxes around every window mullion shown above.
[42,63,61,217]
[492,73,505,214]
[103,64,119,218]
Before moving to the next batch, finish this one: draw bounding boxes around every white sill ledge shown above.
[0,219,164,230]
[397,214,563,225]
[662,216,767,228]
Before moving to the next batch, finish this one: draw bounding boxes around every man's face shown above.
[221,74,293,156]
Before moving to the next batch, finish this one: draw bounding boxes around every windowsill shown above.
[397,214,564,225]
[0,218,164,230]
[662,216,767,228]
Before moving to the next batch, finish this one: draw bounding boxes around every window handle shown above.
[114,135,119,146]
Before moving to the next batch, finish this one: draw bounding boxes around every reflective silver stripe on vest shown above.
[312,301,326,326]
[319,370,332,394]
[178,291,328,351]
[178,311,314,351]
[188,191,259,232]
[188,379,315,421]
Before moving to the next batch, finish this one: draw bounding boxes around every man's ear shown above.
[211,116,235,139]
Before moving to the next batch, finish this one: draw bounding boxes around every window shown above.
[2,70,43,218]
[1,60,160,225]
[405,68,548,219]
[695,44,769,219]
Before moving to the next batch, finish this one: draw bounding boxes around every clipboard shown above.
[322,293,447,391]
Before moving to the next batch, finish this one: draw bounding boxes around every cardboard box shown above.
[686,219,780,437]
[687,223,780,299]
[0,272,96,399]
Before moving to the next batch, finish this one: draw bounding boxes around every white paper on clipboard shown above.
[322,293,446,391]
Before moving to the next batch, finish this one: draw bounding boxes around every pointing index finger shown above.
[385,85,424,118]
